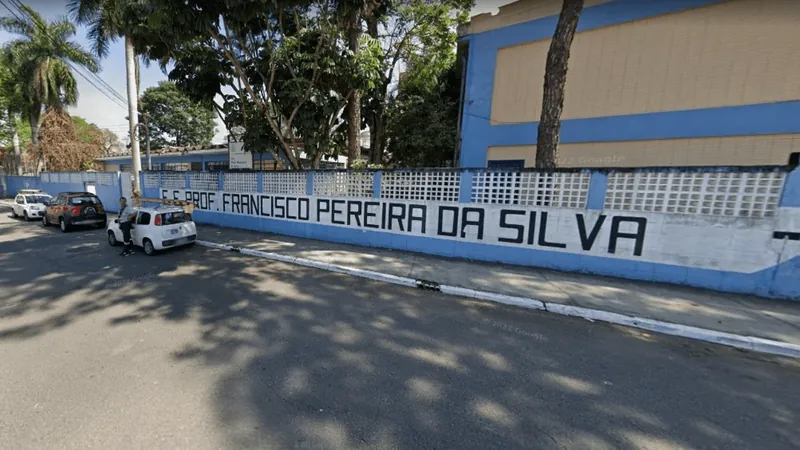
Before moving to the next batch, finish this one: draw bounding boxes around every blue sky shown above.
[1,0,505,145]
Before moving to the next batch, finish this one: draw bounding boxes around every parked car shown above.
[106,206,197,256]
[42,192,107,232]
[11,190,51,221]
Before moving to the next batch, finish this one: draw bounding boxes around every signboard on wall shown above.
[228,141,253,170]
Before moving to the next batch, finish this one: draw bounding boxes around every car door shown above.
[46,195,63,223]
[13,195,24,216]
[133,211,151,246]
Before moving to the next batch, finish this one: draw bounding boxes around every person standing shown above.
[118,197,137,256]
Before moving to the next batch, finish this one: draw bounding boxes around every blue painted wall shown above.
[458,0,800,167]
[2,174,124,213]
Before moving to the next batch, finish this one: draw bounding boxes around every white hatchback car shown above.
[107,206,197,256]
[11,190,52,221]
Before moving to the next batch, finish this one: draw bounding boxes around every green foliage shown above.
[140,81,216,149]
[361,0,472,163]
[127,0,383,168]
[71,115,104,145]
[386,59,460,168]
[1,5,99,112]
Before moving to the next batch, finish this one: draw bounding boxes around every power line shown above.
[1,0,130,111]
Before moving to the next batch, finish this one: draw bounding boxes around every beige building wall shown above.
[102,163,120,172]
[487,134,800,167]
[491,0,800,125]
[466,0,611,35]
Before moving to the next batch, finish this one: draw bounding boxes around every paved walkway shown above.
[196,224,800,348]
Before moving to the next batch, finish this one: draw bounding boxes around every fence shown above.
[1,171,125,212]
[142,164,800,300]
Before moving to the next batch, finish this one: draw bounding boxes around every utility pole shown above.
[125,35,142,195]
[142,113,152,170]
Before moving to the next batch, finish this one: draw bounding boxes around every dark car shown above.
[42,192,107,232]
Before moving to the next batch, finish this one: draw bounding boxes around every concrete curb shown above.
[197,239,800,359]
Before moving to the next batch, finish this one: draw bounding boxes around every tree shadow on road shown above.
[1,207,799,449]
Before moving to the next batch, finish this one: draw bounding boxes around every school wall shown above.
[141,164,800,301]
[1,172,125,213]
[460,0,800,168]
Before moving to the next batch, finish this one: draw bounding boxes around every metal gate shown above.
[120,172,133,200]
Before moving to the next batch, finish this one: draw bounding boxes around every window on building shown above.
[162,162,190,171]
[119,164,132,172]
[487,159,525,169]
[254,159,284,170]
[190,162,203,171]
[206,162,229,171]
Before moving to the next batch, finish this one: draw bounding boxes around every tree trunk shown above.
[346,8,362,168]
[30,110,41,174]
[125,34,142,195]
[535,0,584,169]
[369,108,386,165]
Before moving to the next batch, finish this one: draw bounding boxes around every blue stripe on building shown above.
[457,0,794,168]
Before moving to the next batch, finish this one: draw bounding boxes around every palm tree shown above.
[69,0,142,193]
[0,8,97,123]
[0,5,99,172]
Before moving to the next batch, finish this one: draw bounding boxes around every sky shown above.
[0,0,510,145]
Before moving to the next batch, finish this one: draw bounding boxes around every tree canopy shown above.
[140,81,216,149]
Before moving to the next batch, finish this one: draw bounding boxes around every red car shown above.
[42,192,108,232]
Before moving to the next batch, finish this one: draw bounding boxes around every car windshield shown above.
[69,196,101,205]
[159,211,191,225]
[25,195,50,204]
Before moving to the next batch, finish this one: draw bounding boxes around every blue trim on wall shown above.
[459,0,777,168]
[780,166,800,207]
[191,210,798,300]
[373,171,382,199]
[459,171,474,203]
[587,172,607,210]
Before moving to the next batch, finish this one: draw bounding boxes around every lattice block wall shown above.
[40,173,51,183]
[161,172,187,189]
[313,172,374,198]
[471,172,590,208]
[604,171,786,217]
[189,172,219,191]
[223,172,258,192]
[262,172,307,195]
[143,172,161,189]
[381,171,461,203]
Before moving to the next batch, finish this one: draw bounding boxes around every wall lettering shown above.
[160,188,650,258]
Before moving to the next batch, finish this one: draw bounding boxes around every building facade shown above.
[97,144,346,171]
[457,0,800,168]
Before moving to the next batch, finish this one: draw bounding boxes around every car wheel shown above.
[11,209,17,218]
[42,215,48,227]
[107,230,118,246]
[143,239,156,256]
[59,218,69,233]
[23,211,29,221]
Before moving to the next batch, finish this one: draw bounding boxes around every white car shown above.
[106,205,197,256]
[11,190,52,221]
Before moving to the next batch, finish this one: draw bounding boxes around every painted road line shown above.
[200,239,800,359]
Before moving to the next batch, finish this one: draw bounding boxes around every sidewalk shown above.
[196,224,800,350]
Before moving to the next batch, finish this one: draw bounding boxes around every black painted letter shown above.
[608,216,647,256]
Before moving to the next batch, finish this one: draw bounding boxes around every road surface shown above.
[0,206,798,450]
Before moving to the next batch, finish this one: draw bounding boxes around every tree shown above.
[140,81,216,149]
[129,0,380,169]
[386,58,460,167]
[100,128,121,155]
[535,0,584,168]
[361,0,471,164]
[70,0,143,191]
[35,108,104,172]
[0,5,99,172]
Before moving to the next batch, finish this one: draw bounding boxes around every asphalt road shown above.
[1,205,799,450]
